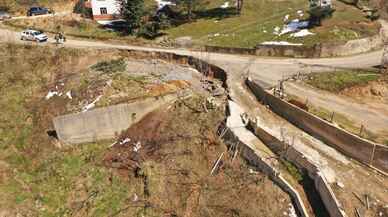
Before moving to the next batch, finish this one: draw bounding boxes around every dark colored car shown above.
[27,7,52,16]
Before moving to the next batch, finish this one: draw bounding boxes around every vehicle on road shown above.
[0,11,11,20]
[27,7,52,16]
[20,29,48,42]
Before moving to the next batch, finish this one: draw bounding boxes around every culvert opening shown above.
[47,130,58,139]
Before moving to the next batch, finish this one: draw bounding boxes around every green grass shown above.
[0,44,136,216]
[308,104,379,142]
[91,58,127,74]
[306,70,380,92]
[164,0,379,47]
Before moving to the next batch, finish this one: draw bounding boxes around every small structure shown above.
[84,0,121,21]
[308,0,334,25]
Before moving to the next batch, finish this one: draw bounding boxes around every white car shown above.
[20,29,48,42]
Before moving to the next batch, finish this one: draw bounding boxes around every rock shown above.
[336,181,345,189]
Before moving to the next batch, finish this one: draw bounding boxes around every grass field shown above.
[305,70,380,92]
[2,0,380,48]
[164,0,380,47]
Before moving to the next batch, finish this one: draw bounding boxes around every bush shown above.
[137,21,161,39]
[73,0,92,18]
[91,58,127,73]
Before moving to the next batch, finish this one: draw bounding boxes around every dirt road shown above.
[0,25,384,88]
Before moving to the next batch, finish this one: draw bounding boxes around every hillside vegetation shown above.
[0,0,74,14]
[0,44,291,217]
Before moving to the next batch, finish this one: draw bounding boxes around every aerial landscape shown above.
[0,0,387,216]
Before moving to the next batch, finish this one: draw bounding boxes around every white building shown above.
[85,0,121,21]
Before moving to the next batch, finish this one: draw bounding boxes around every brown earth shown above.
[340,80,388,102]
[103,97,293,217]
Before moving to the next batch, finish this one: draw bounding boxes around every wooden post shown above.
[359,125,364,137]
[369,144,376,166]
[330,111,335,122]
[210,152,224,175]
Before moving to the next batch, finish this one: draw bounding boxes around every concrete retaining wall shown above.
[255,44,320,58]
[223,119,310,217]
[247,119,347,217]
[54,94,177,144]
[245,78,388,174]
[54,48,230,144]
[320,34,383,57]
[204,32,383,58]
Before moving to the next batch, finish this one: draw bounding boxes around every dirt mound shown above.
[341,80,388,100]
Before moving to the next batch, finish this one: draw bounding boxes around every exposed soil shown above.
[102,97,293,217]
[284,81,388,143]
[341,80,388,103]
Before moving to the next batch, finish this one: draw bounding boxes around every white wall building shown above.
[85,0,121,20]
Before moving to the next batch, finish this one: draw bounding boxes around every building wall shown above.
[91,0,121,20]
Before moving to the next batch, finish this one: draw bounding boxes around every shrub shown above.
[91,58,127,73]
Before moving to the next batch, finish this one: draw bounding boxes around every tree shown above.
[117,0,144,34]
[173,0,199,21]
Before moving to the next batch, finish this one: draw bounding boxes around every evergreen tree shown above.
[118,0,144,34]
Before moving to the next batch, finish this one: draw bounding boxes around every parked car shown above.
[0,11,11,20]
[27,7,52,16]
[20,29,48,42]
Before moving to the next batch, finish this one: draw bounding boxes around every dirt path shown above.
[284,82,388,134]
[0,24,384,89]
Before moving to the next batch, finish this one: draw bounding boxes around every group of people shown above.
[54,32,66,44]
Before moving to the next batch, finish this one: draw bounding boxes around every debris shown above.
[66,90,72,100]
[155,0,175,10]
[297,10,304,17]
[261,41,303,46]
[355,208,362,217]
[280,19,309,35]
[82,95,102,112]
[212,87,224,96]
[336,181,345,189]
[287,203,298,217]
[353,192,366,207]
[290,29,315,37]
[210,152,224,175]
[133,141,142,152]
[45,90,59,100]
[133,193,138,202]
[283,14,290,22]
[273,26,281,35]
[220,2,229,8]
[120,138,131,145]
[365,194,369,210]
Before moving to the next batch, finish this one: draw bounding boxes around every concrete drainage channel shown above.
[220,100,311,217]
